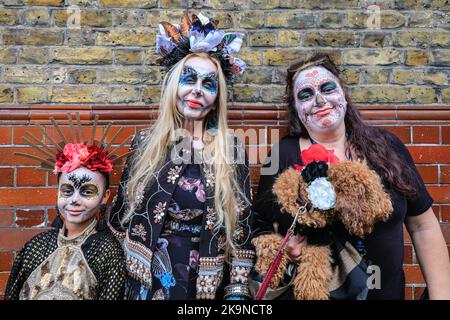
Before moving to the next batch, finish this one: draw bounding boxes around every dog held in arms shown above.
[252,147,393,300]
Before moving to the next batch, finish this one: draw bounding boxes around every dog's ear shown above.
[328,160,393,237]
[273,167,304,215]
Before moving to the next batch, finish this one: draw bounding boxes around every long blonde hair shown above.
[123,52,249,256]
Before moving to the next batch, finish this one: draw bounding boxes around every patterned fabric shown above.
[5,222,126,300]
[109,130,255,300]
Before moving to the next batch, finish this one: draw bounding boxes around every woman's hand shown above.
[285,234,307,262]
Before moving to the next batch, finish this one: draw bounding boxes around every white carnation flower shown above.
[306,177,336,210]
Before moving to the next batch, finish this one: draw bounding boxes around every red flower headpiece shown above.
[294,144,340,172]
[14,113,133,176]
[55,143,113,174]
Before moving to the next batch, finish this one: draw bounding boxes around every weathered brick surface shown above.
[0,2,449,301]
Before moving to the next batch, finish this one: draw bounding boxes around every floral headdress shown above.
[15,113,133,175]
[156,12,247,80]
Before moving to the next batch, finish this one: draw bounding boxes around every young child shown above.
[5,114,129,300]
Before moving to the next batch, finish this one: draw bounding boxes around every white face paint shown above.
[294,66,347,133]
[176,56,218,122]
[57,167,108,232]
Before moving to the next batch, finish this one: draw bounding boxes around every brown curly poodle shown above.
[252,160,393,300]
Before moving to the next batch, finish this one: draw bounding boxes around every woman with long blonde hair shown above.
[108,13,254,300]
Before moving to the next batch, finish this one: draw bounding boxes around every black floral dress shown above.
[128,163,205,300]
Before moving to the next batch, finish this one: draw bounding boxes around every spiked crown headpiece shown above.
[15,113,133,175]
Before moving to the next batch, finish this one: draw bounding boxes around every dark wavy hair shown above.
[285,52,417,196]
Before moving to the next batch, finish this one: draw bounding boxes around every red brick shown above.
[0,209,14,227]
[44,126,84,145]
[403,265,425,284]
[105,126,135,146]
[0,229,44,251]
[16,167,46,186]
[249,166,261,185]
[403,245,413,264]
[403,225,412,244]
[441,165,450,184]
[414,286,427,300]
[404,286,413,300]
[442,126,450,144]
[413,126,439,144]
[110,166,123,185]
[0,127,12,145]
[442,205,450,222]
[48,171,58,186]
[408,146,450,164]
[13,126,43,145]
[384,126,411,144]
[0,272,9,294]
[431,205,440,220]
[16,209,45,228]
[268,126,289,144]
[108,189,118,205]
[440,223,450,244]
[0,252,14,272]
[0,168,14,187]
[47,208,58,226]
[0,147,49,166]
[426,186,450,203]
[416,165,438,184]
[0,188,56,206]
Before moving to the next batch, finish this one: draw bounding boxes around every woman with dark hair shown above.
[252,53,450,299]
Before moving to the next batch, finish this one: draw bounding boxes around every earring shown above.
[96,204,107,231]
[51,206,64,229]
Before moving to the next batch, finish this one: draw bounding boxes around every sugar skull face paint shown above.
[294,66,347,132]
[57,167,108,231]
[177,56,218,121]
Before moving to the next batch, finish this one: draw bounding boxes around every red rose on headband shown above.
[54,143,112,173]
[84,146,113,173]
[294,144,340,172]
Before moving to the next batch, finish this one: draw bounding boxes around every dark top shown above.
[125,163,205,300]
[252,130,433,300]
[5,227,126,300]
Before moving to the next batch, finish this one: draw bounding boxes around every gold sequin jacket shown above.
[5,226,126,300]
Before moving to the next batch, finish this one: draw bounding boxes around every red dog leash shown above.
[255,208,303,300]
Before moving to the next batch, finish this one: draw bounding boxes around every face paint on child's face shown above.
[57,167,106,228]
[176,56,218,121]
[294,66,347,132]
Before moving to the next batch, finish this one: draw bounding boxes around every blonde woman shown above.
[108,13,254,300]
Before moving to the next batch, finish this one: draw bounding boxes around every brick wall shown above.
[0,1,449,300]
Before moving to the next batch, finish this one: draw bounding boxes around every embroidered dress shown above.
[127,164,205,300]
[111,130,255,300]
[5,220,126,300]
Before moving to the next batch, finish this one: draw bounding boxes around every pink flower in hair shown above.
[54,143,113,174]
[56,143,89,173]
